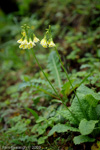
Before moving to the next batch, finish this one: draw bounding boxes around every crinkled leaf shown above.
[77,85,100,100]
[95,104,100,117]
[58,109,78,125]
[48,123,79,136]
[88,106,98,120]
[79,119,98,135]
[85,94,99,107]
[73,135,95,145]
[61,84,100,124]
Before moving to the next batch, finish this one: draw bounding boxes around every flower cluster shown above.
[40,38,55,48]
[17,37,39,50]
[17,24,55,50]
[17,24,39,50]
[40,26,55,48]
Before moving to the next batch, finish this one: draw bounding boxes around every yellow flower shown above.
[33,36,39,43]
[19,44,23,49]
[21,31,26,37]
[40,38,47,48]
[48,41,55,47]
[17,38,23,43]
[19,39,28,49]
[27,40,35,49]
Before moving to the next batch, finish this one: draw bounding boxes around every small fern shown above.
[19,78,56,98]
[30,78,51,89]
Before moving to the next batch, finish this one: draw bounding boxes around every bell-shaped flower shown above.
[33,36,39,43]
[48,40,55,47]
[19,39,28,49]
[40,38,47,48]
[27,40,35,49]
[17,38,23,44]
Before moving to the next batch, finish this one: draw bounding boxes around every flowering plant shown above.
[17,24,55,50]
[17,24,86,124]
[17,24,99,145]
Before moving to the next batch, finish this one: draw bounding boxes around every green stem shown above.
[32,50,60,98]
[26,49,31,61]
[32,49,79,124]
[54,46,87,119]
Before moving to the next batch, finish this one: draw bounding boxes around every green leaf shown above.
[30,78,51,88]
[7,121,27,134]
[48,51,62,89]
[37,128,45,135]
[77,85,100,101]
[19,82,30,90]
[51,99,62,103]
[37,123,48,135]
[88,106,98,120]
[36,116,45,123]
[62,79,75,95]
[19,135,37,142]
[58,109,78,125]
[21,75,31,82]
[26,108,39,120]
[38,136,48,144]
[48,123,79,136]
[79,119,98,135]
[61,84,100,124]
[85,94,99,107]
[73,135,95,145]
[19,79,54,98]
[31,124,39,133]
[95,104,100,117]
